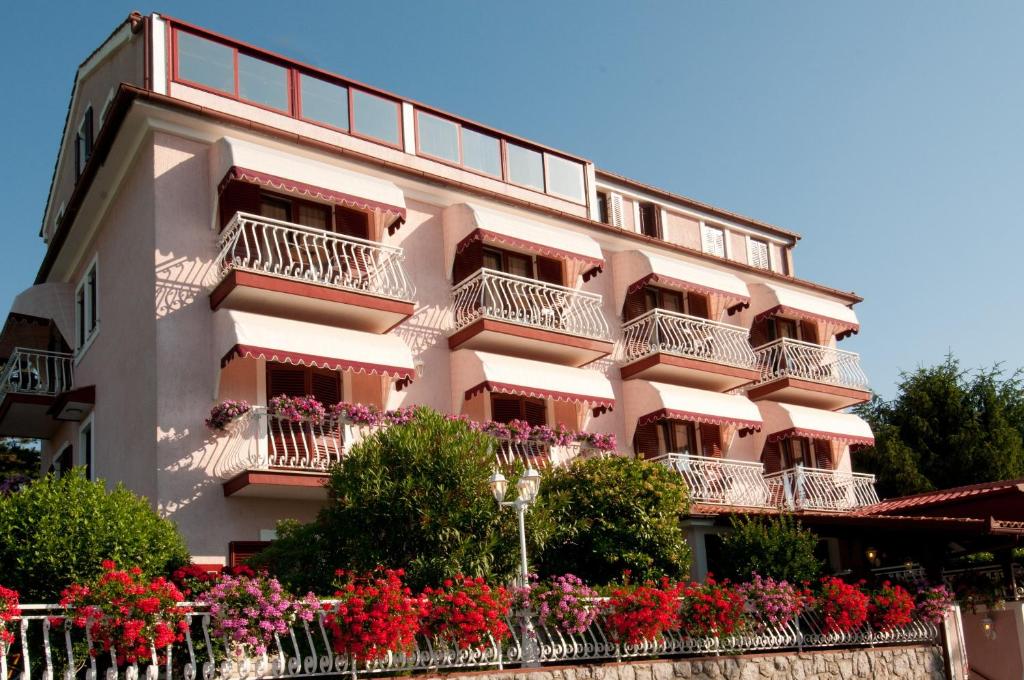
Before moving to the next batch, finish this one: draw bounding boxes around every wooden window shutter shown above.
[687,293,709,319]
[453,239,484,283]
[633,421,661,459]
[522,399,548,427]
[639,202,660,238]
[623,287,648,321]
[761,440,782,473]
[311,369,341,406]
[267,364,308,399]
[334,205,370,239]
[749,319,771,348]
[699,424,723,458]
[701,224,726,257]
[799,320,819,344]
[608,192,624,227]
[490,395,523,424]
[535,256,564,285]
[813,440,834,469]
[218,180,262,230]
[228,541,271,568]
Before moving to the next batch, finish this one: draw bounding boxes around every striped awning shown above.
[623,380,762,443]
[758,401,874,446]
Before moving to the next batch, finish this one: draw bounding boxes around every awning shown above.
[622,380,762,442]
[443,203,604,281]
[748,282,860,339]
[450,349,614,412]
[612,251,750,315]
[757,401,874,446]
[7,282,75,348]
[212,137,407,235]
[213,310,416,387]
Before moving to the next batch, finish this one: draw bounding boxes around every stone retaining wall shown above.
[425,644,945,680]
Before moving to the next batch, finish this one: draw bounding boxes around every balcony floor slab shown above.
[0,393,60,438]
[448,318,612,367]
[620,352,759,391]
[747,377,871,410]
[222,469,330,500]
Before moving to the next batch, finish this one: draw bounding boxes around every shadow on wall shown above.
[155,251,216,320]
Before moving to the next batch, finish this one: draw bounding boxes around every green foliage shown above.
[0,469,189,601]
[534,456,691,585]
[717,514,821,583]
[0,438,39,486]
[256,408,550,593]
[854,357,1024,497]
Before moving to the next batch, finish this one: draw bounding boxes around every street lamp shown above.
[490,467,540,587]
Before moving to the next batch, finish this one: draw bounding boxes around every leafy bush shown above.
[716,514,821,583]
[0,470,189,601]
[535,457,691,585]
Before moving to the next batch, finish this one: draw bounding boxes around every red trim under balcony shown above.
[447,318,613,368]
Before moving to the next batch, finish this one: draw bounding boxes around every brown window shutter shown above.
[522,399,548,427]
[623,287,648,321]
[633,421,662,459]
[699,423,723,458]
[639,203,661,238]
[311,369,341,406]
[490,395,523,423]
[334,205,370,239]
[218,180,262,229]
[762,440,782,473]
[687,293,709,319]
[228,541,271,568]
[535,256,563,285]
[799,320,819,344]
[267,364,309,399]
[453,239,484,283]
[813,439,833,469]
[749,319,770,348]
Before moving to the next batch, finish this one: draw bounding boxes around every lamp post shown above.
[489,467,541,587]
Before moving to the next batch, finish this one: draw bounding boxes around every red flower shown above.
[422,575,511,650]
[605,577,682,645]
[867,581,914,632]
[816,577,869,634]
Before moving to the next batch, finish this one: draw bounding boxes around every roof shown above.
[858,478,1024,516]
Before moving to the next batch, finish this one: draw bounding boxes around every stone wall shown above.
[427,645,945,680]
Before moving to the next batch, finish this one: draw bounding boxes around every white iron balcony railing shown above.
[753,338,869,391]
[764,465,880,511]
[216,211,415,301]
[622,309,757,368]
[494,438,610,470]
[0,348,73,401]
[649,453,774,508]
[451,268,610,340]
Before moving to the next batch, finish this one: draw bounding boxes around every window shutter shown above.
[267,364,308,399]
[535,256,563,285]
[522,399,548,427]
[453,239,484,283]
[686,293,709,319]
[799,320,819,344]
[761,440,782,473]
[633,421,661,459]
[639,202,660,238]
[228,541,271,568]
[623,287,648,321]
[311,369,341,406]
[218,180,262,230]
[490,395,523,424]
[701,224,726,257]
[608,192,624,227]
[813,440,833,469]
[699,424,723,458]
[748,239,770,269]
[334,205,370,239]
[749,319,770,348]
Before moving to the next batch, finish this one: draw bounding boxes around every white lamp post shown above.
[490,467,541,587]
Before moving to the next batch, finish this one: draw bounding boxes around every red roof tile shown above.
[857,478,1024,515]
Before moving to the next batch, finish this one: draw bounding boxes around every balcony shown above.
[449,269,612,367]
[620,309,759,390]
[765,465,880,512]
[0,348,74,438]
[211,212,415,333]
[651,453,774,508]
[749,338,870,409]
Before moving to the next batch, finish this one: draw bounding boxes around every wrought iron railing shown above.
[649,453,774,508]
[216,212,415,301]
[494,439,609,470]
[753,338,869,391]
[622,309,756,369]
[764,465,879,511]
[2,602,939,680]
[451,268,610,340]
[0,348,73,401]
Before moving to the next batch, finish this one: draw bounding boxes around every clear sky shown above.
[1,1,1021,398]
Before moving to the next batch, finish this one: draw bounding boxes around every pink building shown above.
[0,13,879,569]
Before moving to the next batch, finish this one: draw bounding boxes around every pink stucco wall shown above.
[961,604,1024,680]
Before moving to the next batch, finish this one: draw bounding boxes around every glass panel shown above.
[546,154,585,202]
[507,143,544,190]
[352,90,400,145]
[296,203,330,230]
[177,32,234,93]
[417,111,460,163]
[483,250,502,271]
[259,196,291,221]
[238,54,288,111]
[505,253,532,278]
[461,128,502,176]
[300,74,348,129]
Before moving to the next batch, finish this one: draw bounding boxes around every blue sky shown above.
[1,1,1021,398]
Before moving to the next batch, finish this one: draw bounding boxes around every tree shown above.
[0,469,190,601]
[0,438,40,493]
[535,456,691,585]
[715,514,821,583]
[853,357,1024,497]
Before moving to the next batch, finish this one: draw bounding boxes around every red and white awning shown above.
[451,349,614,412]
[757,401,874,446]
[443,203,605,281]
[212,137,407,235]
[748,282,860,339]
[213,310,416,390]
[612,251,751,315]
[622,380,762,443]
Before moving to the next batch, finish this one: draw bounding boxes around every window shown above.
[545,154,585,202]
[75,258,99,353]
[701,224,726,257]
[506,143,545,191]
[596,192,609,224]
[490,394,547,426]
[176,31,234,93]
[351,90,401,145]
[638,202,660,238]
[483,247,534,279]
[79,415,94,481]
[299,74,349,130]
[75,107,93,178]
[640,286,709,319]
[461,128,502,176]
[782,437,813,469]
[748,238,771,269]
[266,363,341,405]
[50,444,73,478]
[238,54,288,111]
[416,111,460,163]
[657,420,697,455]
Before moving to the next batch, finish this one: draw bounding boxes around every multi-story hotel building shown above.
[0,13,880,570]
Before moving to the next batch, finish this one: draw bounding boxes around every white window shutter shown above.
[608,192,624,227]
[748,239,770,269]
[701,224,726,257]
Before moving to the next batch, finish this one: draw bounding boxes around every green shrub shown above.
[716,514,821,583]
[535,456,691,585]
[0,469,189,601]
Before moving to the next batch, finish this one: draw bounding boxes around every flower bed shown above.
[915,584,955,625]
[517,573,600,636]
[604,576,683,645]
[816,576,870,634]
[678,578,746,637]
[422,575,512,650]
[0,585,18,648]
[737,573,811,630]
[205,400,251,430]
[867,581,915,632]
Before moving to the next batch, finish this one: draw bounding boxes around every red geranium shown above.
[0,585,19,647]
[325,568,428,663]
[679,577,746,637]
[422,575,511,650]
[816,577,869,634]
[868,581,914,632]
[604,576,682,645]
